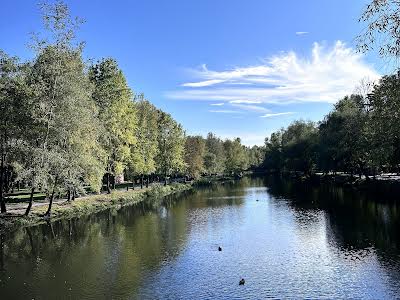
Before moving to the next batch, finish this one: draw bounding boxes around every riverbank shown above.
[272,171,400,200]
[0,182,193,233]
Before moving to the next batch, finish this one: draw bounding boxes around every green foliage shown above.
[368,73,400,168]
[184,136,206,178]
[247,145,266,169]
[156,111,186,178]
[129,99,159,177]
[89,58,136,178]
[281,121,319,174]
[319,95,368,173]
[204,133,226,174]
[224,138,248,174]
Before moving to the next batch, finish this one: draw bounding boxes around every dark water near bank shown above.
[1,176,400,299]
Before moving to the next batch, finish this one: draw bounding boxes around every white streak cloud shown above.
[296,31,309,35]
[260,112,295,118]
[229,100,262,104]
[210,102,224,106]
[182,79,226,87]
[209,110,243,114]
[167,41,380,105]
[230,103,270,113]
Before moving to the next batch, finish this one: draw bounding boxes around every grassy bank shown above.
[0,182,193,233]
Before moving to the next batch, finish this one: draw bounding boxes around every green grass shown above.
[0,182,193,233]
[6,193,46,202]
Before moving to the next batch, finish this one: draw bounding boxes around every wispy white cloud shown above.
[182,79,226,87]
[229,100,262,104]
[230,103,270,113]
[209,110,243,114]
[166,41,380,105]
[296,31,309,36]
[210,102,224,106]
[260,112,295,118]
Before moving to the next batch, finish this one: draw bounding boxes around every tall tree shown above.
[264,130,284,172]
[89,58,137,193]
[247,145,265,169]
[204,132,226,174]
[130,98,159,188]
[281,121,319,175]
[0,52,32,213]
[184,136,206,179]
[224,138,247,175]
[156,111,186,185]
[319,95,368,175]
[367,73,400,171]
[23,1,106,216]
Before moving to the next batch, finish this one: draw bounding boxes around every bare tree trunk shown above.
[141,175,143,189]
[107,173,111,194]
[0,234,4,271]
[146,176,149,188]
[45,177,58,217]
[67,189,71,202]
[0,155,6,213]
[24,187,35,216]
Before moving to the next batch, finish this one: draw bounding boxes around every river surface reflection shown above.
[0,176,399,299]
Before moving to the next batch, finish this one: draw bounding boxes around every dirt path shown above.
[6,198,68,214]
[5,185,154,215]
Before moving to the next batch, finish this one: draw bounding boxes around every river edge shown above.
[0,182,196,234]
[264,171,400,200]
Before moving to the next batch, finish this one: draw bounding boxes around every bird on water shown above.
[239,278,245,285]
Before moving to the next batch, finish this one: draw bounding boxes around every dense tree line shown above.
[264,74,400,177]
[0,2,254,216]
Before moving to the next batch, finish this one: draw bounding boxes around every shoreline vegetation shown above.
[0,182,192,233]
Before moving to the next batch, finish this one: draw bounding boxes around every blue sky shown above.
[0,0,383,145]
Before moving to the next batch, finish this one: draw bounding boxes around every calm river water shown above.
[1,176,400,299]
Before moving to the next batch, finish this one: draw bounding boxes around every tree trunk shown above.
[146,176,149,188]
[45,177,58,217]
[141,175,143,189]
[4,166,9,194]
[24,187,35,216]
[0,234,4,271]
[67,189,71,202]
[72,188,76,201]
[107,173,111,194]
[0,155,6,213]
